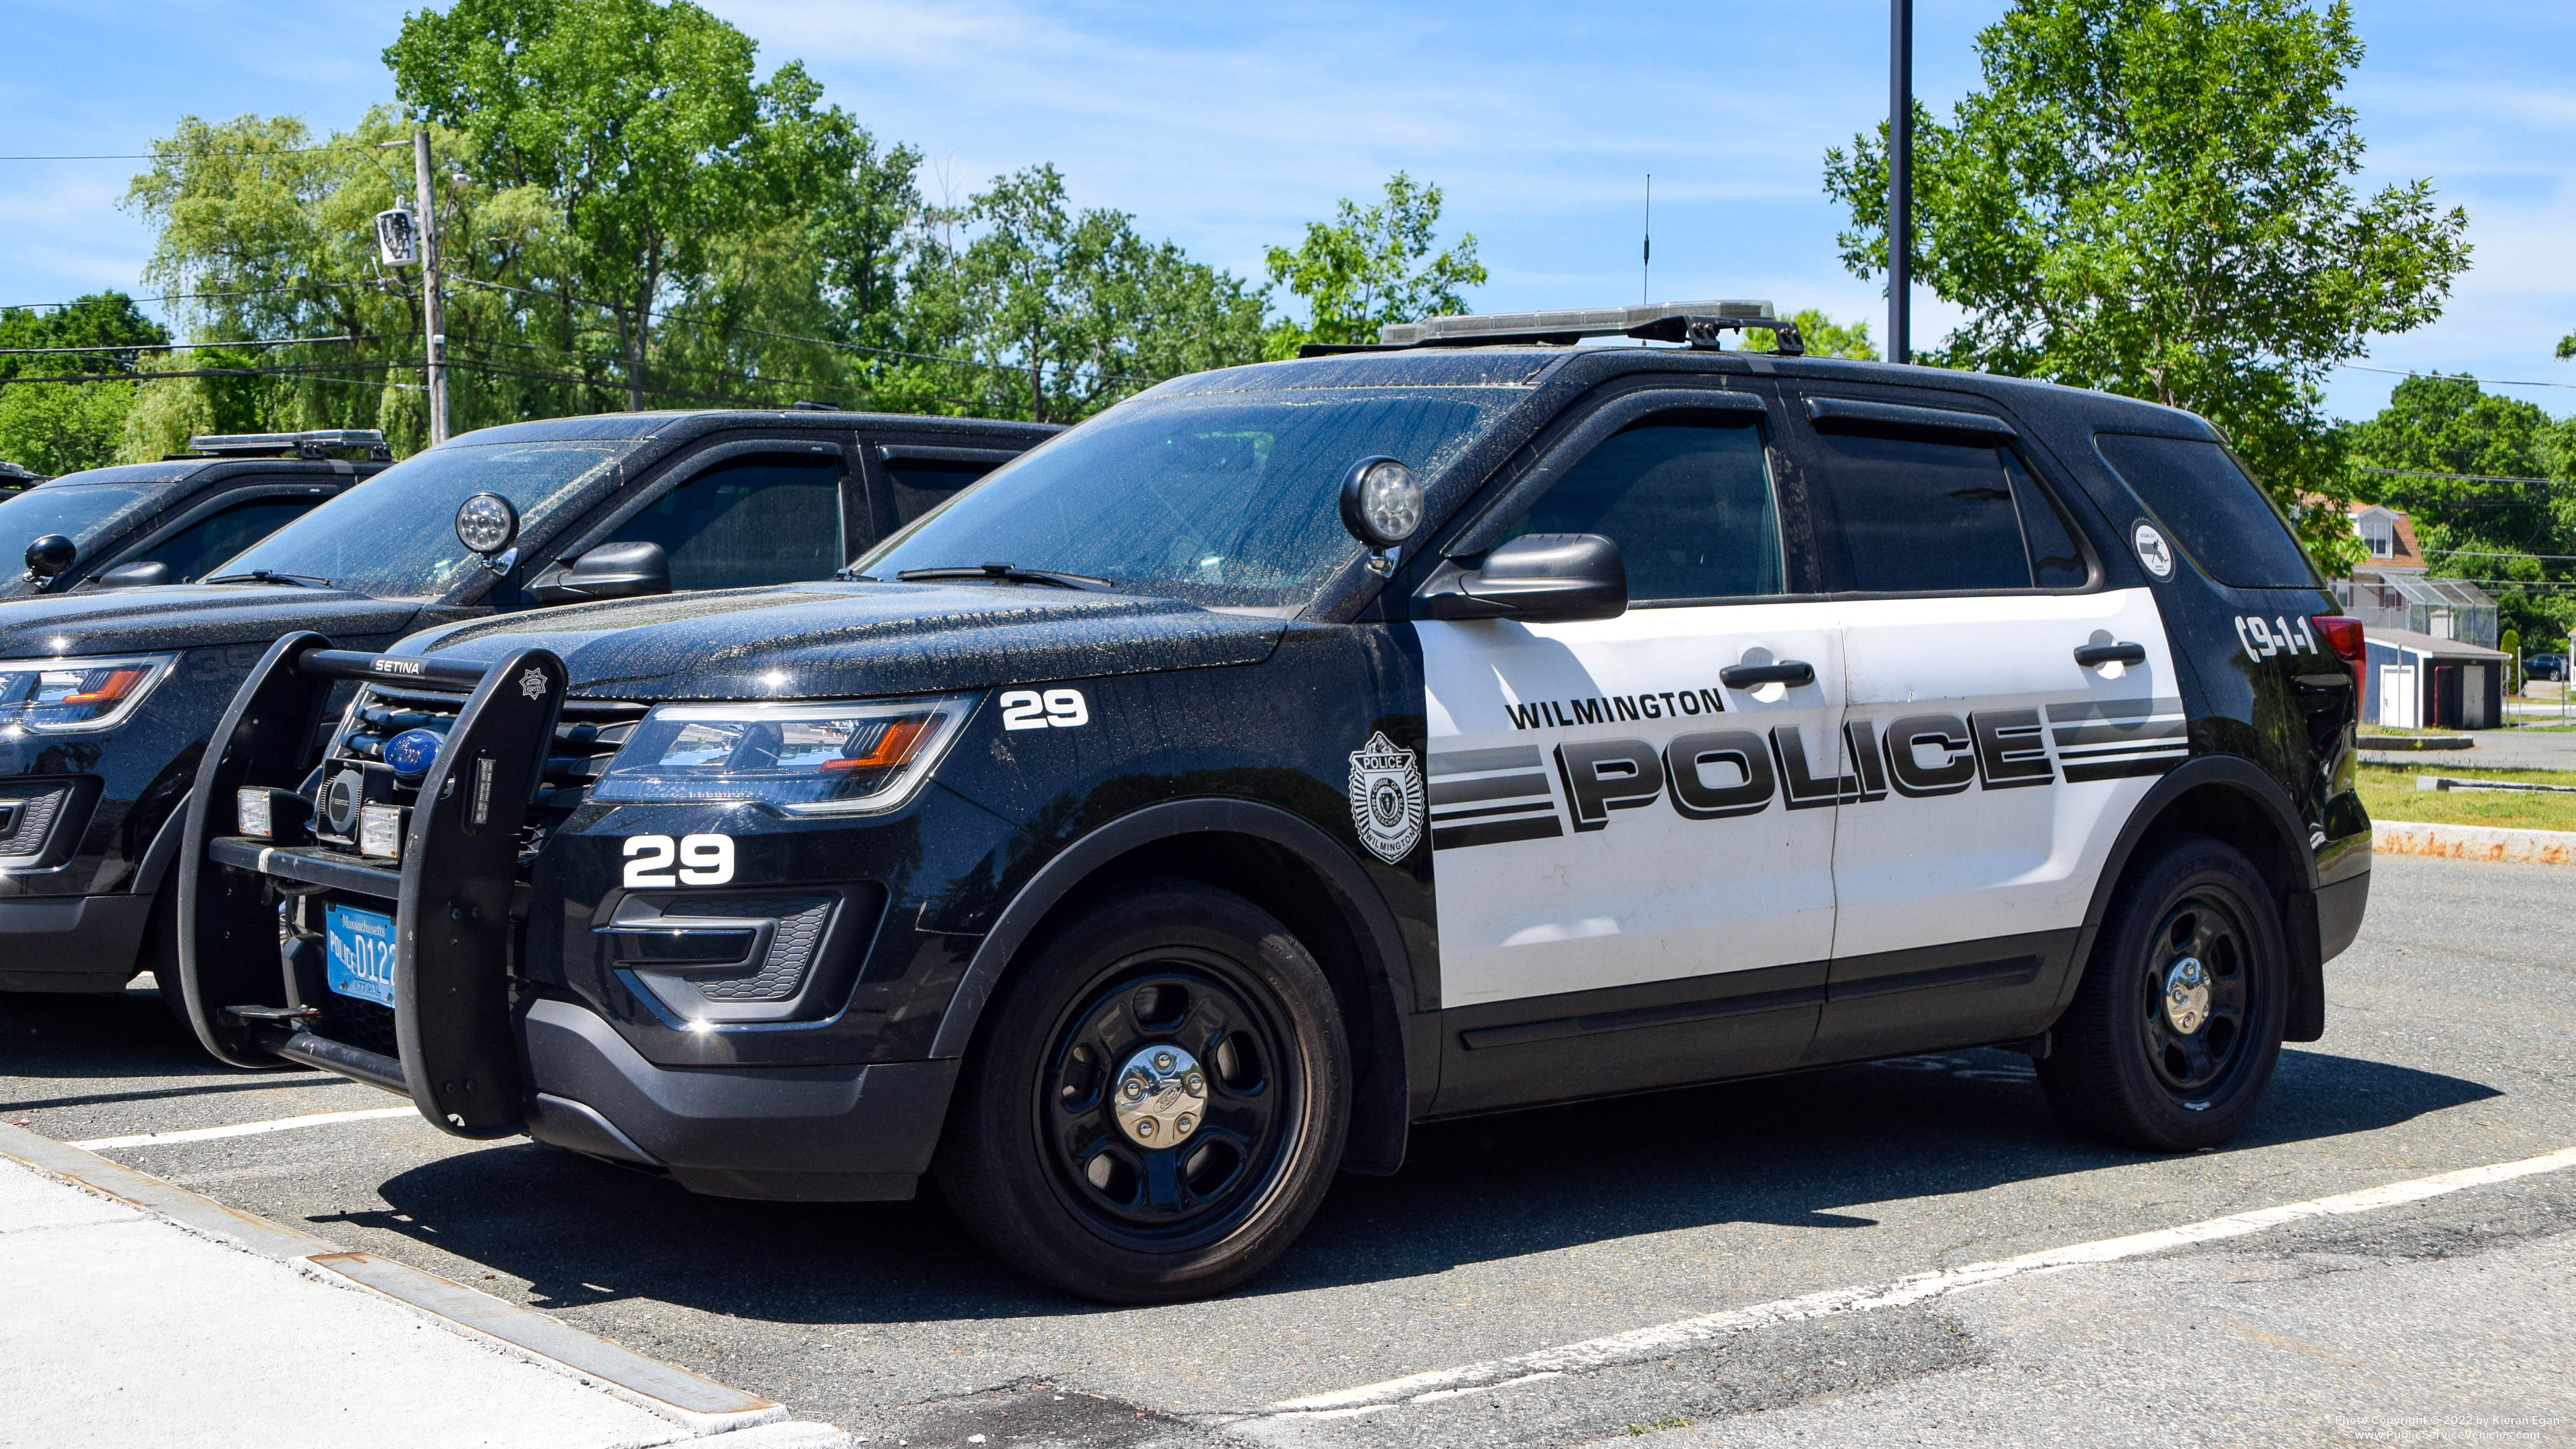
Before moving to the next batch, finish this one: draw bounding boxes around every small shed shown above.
[2360,627,2508,731]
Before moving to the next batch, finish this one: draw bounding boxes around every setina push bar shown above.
[173,632,568,1138]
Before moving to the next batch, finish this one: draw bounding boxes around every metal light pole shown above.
[1888,0,1913,365]
[413,129,449,445]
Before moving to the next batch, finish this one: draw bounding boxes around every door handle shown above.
[1720,660,1816,688]
[2074,642,2147,667]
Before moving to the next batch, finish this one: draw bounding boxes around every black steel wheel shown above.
[1039,960,1297,1251]
[935,879,1350,1303]
[2037,834,2288,1151]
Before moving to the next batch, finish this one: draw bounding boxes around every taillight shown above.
[2313,614,2366,697]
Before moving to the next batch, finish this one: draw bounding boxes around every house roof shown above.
[2348,501,2427,573]
[2363,625,2509,660]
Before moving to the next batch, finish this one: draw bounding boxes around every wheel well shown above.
[968,831,1412,1175]
[2128,782,2303,905]
[2072,776,2325,1042]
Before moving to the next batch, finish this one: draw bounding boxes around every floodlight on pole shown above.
[411,130,448,445]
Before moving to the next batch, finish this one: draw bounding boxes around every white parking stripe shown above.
[69,1107,419,1151]
[1254,1144,2576,1420]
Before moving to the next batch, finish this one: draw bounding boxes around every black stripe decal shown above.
[1429,745,1543,777]
[2064,756,2186,782]
[1429,801,1558,823]
[1432,816,1565,850]
[1427,772,1553,807]
[1460,983,1828,1049]
[2051,721,2187,748]
[1827,955,2040,1001]
[2045,697,2183,725]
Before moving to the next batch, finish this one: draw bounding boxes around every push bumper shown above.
[0,892,153,992]
[178,633,950,1202]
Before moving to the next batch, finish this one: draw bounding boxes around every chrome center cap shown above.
[1112,1044,1206,1148]
[2163,957,2212,1035]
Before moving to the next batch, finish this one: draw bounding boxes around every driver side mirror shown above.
[529,540,671,605]
[1416,533,1629,624]
[23,533,75,585]
[93,560,172,589]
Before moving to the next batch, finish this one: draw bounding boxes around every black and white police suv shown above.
[175,302,2372,1302]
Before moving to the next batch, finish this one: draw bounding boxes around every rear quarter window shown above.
[2093,433,2318,588]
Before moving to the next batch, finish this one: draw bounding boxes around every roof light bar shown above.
[1379,300,1784,347]
[185,429,392,461]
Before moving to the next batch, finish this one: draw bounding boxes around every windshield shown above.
[0,484,164,555]
[857,388,1513,609]
[216,440,637,597]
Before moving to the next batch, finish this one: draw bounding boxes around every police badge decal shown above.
[1347,731,1425,863]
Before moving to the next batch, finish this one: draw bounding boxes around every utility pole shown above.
[1641,174,1652,305]
[1888,0,1913,365]
[413,128,449,445]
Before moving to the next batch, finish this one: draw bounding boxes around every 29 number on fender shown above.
[623,833,735,887]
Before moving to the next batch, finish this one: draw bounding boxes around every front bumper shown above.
[0,892,153,991]
[520,997,950,1200]
[178,634,953,1200]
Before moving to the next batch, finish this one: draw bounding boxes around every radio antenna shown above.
[1641,174,1653,305]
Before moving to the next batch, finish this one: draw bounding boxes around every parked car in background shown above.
[0,460,43,498]
[2526,652,2567,683]
[1,431,390,601]
[0,407,1057,1005]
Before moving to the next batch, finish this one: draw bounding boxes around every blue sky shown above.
[3,0,2569,422]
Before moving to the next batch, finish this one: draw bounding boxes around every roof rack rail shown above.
[182,428,394,462]
[0,460,42,486]
[1298,300,1804,359]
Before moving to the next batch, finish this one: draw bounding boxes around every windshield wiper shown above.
[204,569,333,588]
[895,561,1113,592]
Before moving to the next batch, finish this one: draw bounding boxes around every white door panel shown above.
[1830,587,2179,960]
[1423,600,1845,1008]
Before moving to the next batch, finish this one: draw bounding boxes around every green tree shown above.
[1736,309,1878,360]
[896,166,1264,423]
[387,0,831,410]
[1822,0,2470,571]
[2345,373,2576,644]
[0,292,168,473]
[1264,173,1486,357]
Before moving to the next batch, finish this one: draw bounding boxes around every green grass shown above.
[2357,761,2576,833]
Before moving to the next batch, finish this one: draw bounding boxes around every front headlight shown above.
[591,694,976,816]
[0,654,177,734]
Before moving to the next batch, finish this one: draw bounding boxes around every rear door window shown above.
[599,453,846,590]
[1802,430,2038,593]
[135,495,325,583]
[2093,433,2317,588]
[882,453,1010,527]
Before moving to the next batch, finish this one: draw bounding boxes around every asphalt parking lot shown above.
[6,851,2571,1448]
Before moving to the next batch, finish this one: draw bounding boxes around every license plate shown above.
[324,903,398,1008]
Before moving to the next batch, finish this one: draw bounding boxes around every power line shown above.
[2363,466,2565,486]
[3,281,390,313]
[0,334,401,357]
[2339,363,2576,392]
[0,146,342,161]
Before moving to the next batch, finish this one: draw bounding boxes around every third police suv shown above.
[176,301,2373,1303]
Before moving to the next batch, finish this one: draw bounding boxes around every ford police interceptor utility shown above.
[175,302,2372,1303]
[0,408,1051,1002]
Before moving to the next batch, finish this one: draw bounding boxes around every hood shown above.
[394,582,1289,699]
[0,583,424,658]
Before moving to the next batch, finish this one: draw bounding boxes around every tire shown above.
[141,875,200,1041]
[934,879,1351,1304]
[2037,834,2288,1151]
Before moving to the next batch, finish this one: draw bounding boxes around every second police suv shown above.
[177,302,2373,1303]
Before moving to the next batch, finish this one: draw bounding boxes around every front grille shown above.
[322,683,645,849]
